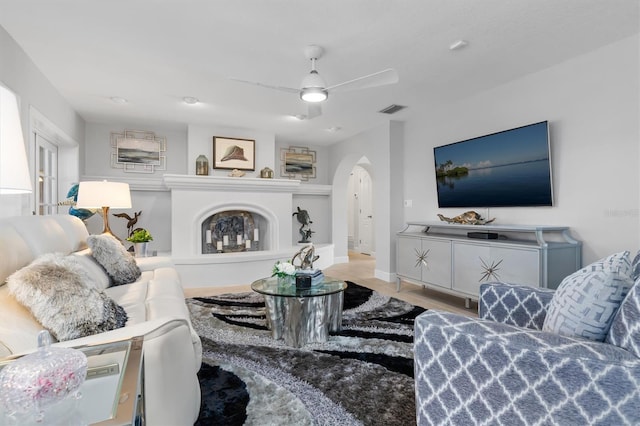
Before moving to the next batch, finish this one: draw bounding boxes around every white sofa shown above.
[0,214,202,425]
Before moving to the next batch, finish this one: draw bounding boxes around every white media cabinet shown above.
[396,222,582,308]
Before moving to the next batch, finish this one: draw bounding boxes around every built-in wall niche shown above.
[201,210,267,254]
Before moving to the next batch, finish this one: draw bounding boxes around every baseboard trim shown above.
[374,269,395,283]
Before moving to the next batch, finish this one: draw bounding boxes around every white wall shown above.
[275,141,330,185]
[81,122,188,252]
[403,35,640,264]
[329,120,404,281]
[187,124,275,178]
[0,25,84,217]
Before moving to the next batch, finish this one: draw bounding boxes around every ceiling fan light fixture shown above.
[300,87,328,103]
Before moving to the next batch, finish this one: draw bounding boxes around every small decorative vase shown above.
[277,275,295,287]
[195,155,209,176]
[260,167,274,178]
[134,242,149,258]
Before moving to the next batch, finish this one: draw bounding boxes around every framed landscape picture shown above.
[110,130,166,173]
[213,136,255,171]
[280,146,316,181]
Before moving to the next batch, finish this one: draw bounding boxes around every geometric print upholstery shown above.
[607,277,640,359]
[632,250,640,281]
[414,310,640,425]
[543,268,633,341]
[479,282,554,330]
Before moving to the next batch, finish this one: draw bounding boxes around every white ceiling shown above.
[0,0,638,146]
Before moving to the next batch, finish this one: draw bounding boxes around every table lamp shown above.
[0,85,32,194]
[76,180,132,240]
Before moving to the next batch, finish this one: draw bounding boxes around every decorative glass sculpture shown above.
[0,330,87,422]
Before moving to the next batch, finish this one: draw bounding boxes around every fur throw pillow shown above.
[7,253,128,341]
[87,234,141,286]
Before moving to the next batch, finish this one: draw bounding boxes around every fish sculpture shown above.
[437,211,495,225]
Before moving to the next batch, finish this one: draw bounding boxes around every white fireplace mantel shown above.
[162,173,334,287]
[163,174,301,192]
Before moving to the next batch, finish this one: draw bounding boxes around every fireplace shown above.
[163,174,333,288]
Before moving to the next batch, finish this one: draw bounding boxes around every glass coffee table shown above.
[251,276,347,347]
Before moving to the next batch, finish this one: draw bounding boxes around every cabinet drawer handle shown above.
[415,248,430,268]
[479,257,503,282]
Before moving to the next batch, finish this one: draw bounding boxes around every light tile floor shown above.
[184,251,478,317]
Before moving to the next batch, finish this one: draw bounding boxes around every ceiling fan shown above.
[231,45,399,119]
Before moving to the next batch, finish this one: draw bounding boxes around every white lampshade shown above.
[75,181,132,208]
[0,86,32,194]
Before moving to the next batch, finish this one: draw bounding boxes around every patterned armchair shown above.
[414,281,640,425]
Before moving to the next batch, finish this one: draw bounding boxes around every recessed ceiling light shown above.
[183,96,199,105]
[110,97,128,104]
[326,126,342,133]
[449,40,468,51]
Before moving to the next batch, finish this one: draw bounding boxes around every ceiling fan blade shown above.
[307,103,322,119]
[230,78,299,94]
[326,69,399,93]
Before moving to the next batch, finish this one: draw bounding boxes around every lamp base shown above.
[100,206,123,243]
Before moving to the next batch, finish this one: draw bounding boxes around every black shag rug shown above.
[186,282,425,425]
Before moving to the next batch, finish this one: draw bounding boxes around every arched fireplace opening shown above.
[201,210,268,254]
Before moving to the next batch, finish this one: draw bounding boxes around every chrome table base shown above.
[263,292,344,347]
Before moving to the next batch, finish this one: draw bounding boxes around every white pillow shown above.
[6,253,128,341]
[87,234,141,286]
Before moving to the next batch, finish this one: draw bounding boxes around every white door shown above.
[358,167,374,255]
[35,135,58,215]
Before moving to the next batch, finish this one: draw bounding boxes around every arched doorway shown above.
[347,163,374,256]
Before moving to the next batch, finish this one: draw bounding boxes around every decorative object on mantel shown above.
[110,130,166,173]
[195,155,209,175]
[437,210,495,225]
[280,146,316,181]
[213,136,255,171]
[113,210,142,238]
[260,167,274,178]
[0,330,87,422]
[228,169,246,177]
[293,206,314,243]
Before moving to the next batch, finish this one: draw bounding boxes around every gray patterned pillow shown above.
[606,277,640,357]
[6,253,128,341]
[87,234,141,286]
[579,250,631,275]
[543,268,633,341]
[631,250,640,281]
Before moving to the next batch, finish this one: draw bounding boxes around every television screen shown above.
[434,121,553,208]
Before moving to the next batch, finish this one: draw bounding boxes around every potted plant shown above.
[127,228,153,257]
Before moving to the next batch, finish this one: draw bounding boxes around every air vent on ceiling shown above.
[378,104,407,114]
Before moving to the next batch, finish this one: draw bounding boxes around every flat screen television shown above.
[433,121,553,208]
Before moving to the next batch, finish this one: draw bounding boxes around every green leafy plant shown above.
[127,228,153,243]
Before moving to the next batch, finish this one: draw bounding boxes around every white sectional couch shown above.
[0,214,202,425]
